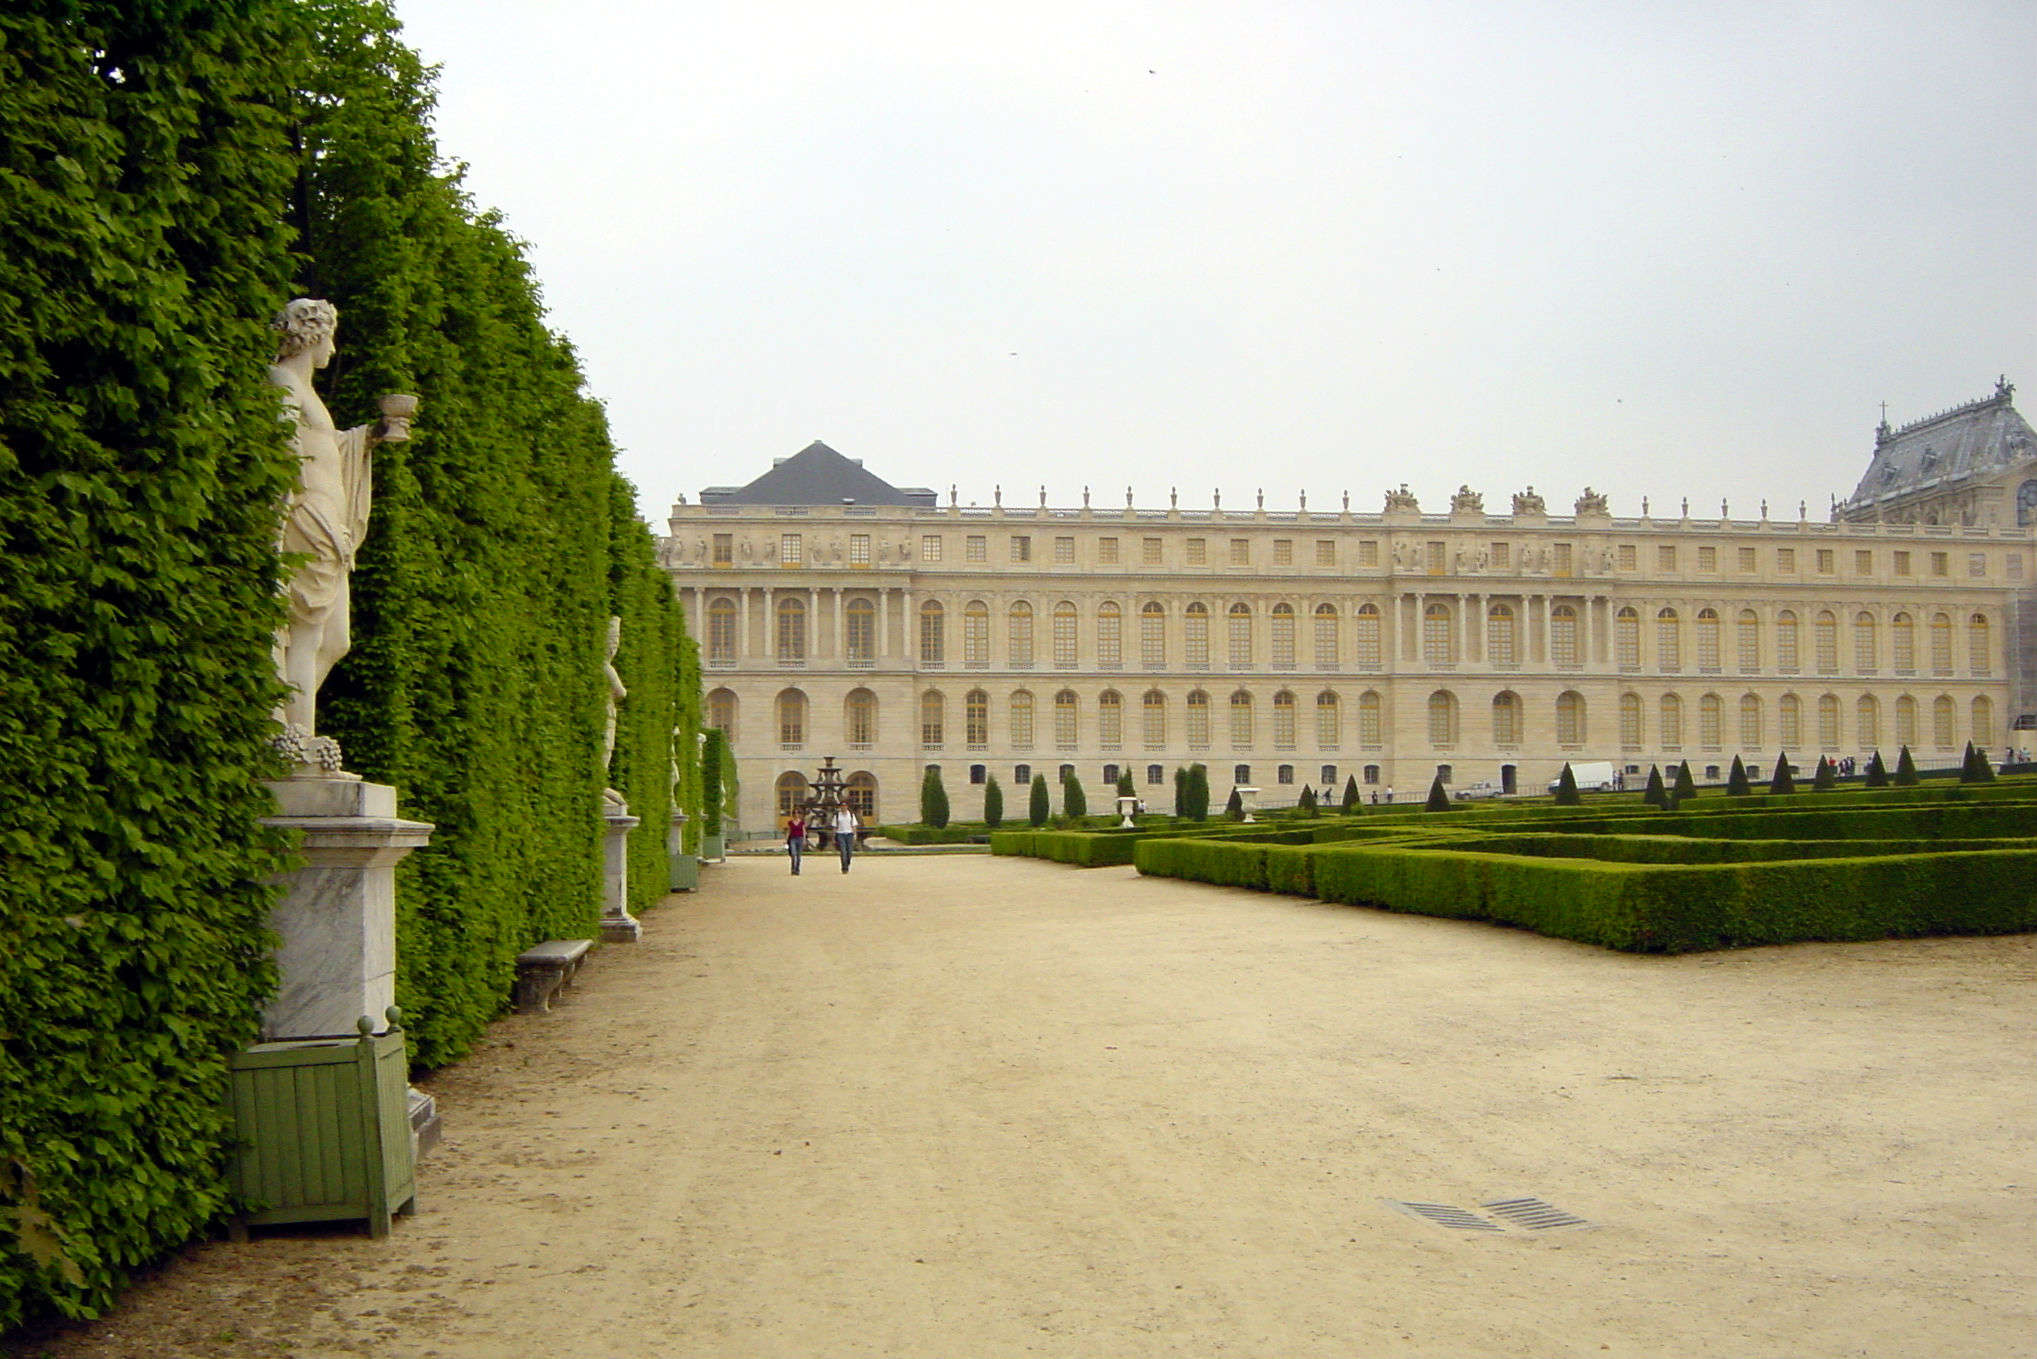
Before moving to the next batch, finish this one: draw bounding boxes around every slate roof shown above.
[1848,381,2034,506]
[700,441,938,507]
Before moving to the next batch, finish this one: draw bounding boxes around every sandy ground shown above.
[13,852,2036,1359]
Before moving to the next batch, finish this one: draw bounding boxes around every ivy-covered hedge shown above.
[0,0,304,1327]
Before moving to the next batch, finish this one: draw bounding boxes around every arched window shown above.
[1972,695,1995,746]
[707,596,737,662]
[1228,604,1253,669]
[1270,604,1296,669]
[1009,690,1035,749]
[1775,610,1798,673]
[1229,689,1254,747]
[1660,693,1683,750]
[1619,692,1643,748]
[1854,611,1877,672]
[1272,690,1297,749]
[919,691,944,748]
[845,688,877,748]
[1859,695,1881,749]
[1657,608,1682,671]
[1424,602,1456,667]
[2020,479,2037,527]
[1488,603,1517,668]
[1053,601,1078,668]
[777,688,807,747]
[1355,604,1382,670]
[1008,601,1034,668]
[1932,695,1955,749]
[1929,613,1953,675]
[708,688,737,741]
[1474,691,1514,751]
[1315,691,1340,748]
[1098,690,1123,749]
[845,771,878,821]
[1615,607,1640,670]
[1814,611,1837,674]
[1428,690,1459,746]
[776,771,809,824]
[1969,613,1992,674]
[1142,690,1167,748]
[963,600,990,667]
[1892,612,1915,673]
[1549,604,1578,668]
[920,600,945,666]
[776,597,807,663]
[1054,690,1079,748]
[965,689,989,749]
[842,597,876,665]
[1737,609,1761,671]
[1818,694,1840,750]
[1097,602,1123,668]
[1695,608,1721,670]
[1359,691,1383,747]
[1894,694,1917,747]
[1779,693,1801,749]
[1699,693,1723,749]
[1184,603,1210,667]
[1141,602,1166,668]
[1738,693,1762,748]
[1313,604,1339,669]
[1556,691,1585,747]
[1186,690,1211,747]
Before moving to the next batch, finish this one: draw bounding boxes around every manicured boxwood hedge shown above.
[874,823,988,845]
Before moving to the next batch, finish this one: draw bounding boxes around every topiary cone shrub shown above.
[1297,785,1318,817]
[1813,756,1837,792]
[1727,754,1751,796]
[1028,773,1050,826]
[1864,751,1889,787]
[1341,774,1361,813]
[1554,763,1581,806]
[983,774,1004,828]
[1961,741,1996,784]
[1895,746,1919,786]
[1643,764,1668,807]
[1674,761,1697,802]
[920,766,950,828]
[1425,774,1452,811]
[1061,769,1087,818]
[1186,763,1210,821]
[1224,787,1244,821]
[1769,750,1795,795]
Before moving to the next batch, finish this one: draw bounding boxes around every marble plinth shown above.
[602,803,642,942]
[264,776,433,1040]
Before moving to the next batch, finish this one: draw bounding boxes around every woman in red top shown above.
[784,812,806,875]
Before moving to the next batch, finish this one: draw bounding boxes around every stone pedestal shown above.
[667,809,690,891]
[602,802,642,942]
[263,777,433,1040]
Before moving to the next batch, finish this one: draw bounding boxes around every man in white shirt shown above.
[833,804,859,873]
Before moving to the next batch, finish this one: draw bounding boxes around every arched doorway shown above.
[846,772,877,822]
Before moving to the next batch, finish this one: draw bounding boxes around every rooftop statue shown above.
[1575,486,1609,516]
[1450,484,1483,513]
[268,298,414,769]
[1511,486,1545,515]
[1383,483,1419,513]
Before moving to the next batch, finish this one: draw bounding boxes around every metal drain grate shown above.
[1481,1196,1591,1230]
[1386,1200,1504,1232]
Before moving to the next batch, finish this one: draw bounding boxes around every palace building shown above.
[661,387,2037,832]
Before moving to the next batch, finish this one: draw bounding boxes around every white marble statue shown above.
[268,298,414,766]
[602,615,627,808]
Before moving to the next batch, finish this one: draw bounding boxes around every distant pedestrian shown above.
[1385,786,1394,804]
[834,804,859,873]
[784,813,806,875]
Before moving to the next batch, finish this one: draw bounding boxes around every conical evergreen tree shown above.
[1642,764,1668,807]
[982,774,1004,828]
[1554,762,1581,806]
[1117,769,1135,797]
[1864,751,1889,787]
[1297,784,1318,816]
[1173,765,1187,815]
[1962,741,1996,784]
[920,766,950,828]
[1674,761,1697,802]
[1061,768,1087,818]
[1895,745,1919,786]
[1028,773,1050,826]
[1768,751,1795,795]
[1727,754,1750,795]
[1812,756,1837,792]
[1425,774,1451,811]
[1224,787,1244,820]
[1341,774,1361,813]
[1184,763,1210,821]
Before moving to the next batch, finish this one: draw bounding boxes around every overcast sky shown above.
[392,0,2035,530]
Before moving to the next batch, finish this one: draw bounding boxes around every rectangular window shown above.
[1930,551,1949,577]
[1144,536,1163,565]
[712,533,733,565]
[1315,540,1335,566]
[966,535,986,563]
[1427,541,1446,574]
[1359,541,1379,568]
[1816,548,1833,574]
[1273,539,1293,566]
[1698,546,1717,572]
[1776,548,1794,573]
[849,533,870,564]
[2011,553,2025,581]
[921,535,943,562]
[1011,535,1031,562]
[1230,538,1249,566]
[1489,542,1509,569]
[1552,543,1573,576]
[1737,546,1756,572]
[1893,550,1911,575]
[1186,537,1207,565]
[781,533,802,564]
[1855,549,1872,574]
[1617,544,1637,570]
[1657,545,1676,572]
[1054,536,1074,564]
[1099,537,1120,564]
[1968,552,1986,578]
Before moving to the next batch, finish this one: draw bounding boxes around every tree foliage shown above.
[1726,755,1751,796]
[1554,763,1581,806]
[1424,775,1451,811]
[1341,774,1360,813]
[920,766,950,828]
[1674,761,1697,802]
[1061,768,1087,819]
[1768,751,1795,795]
[1643,765,1668,808]
[1894,746,1918,786]
[1864,750,1889,788]
[1028,773,1050,826]
[981,774,1003,829]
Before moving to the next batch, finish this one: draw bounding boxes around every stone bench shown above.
[513,938,592,1014]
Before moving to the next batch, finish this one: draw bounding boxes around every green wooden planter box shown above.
[669,851,699,891]
[701,833,725,861]
[228,1010,417,1238]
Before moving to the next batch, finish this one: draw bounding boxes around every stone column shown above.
[761,586,774,660]
[879,588,890,659]
[738,586,752,659]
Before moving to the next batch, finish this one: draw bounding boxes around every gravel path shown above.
[19,853,2036,1358]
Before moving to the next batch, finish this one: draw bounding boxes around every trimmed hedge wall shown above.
[874,823,988,845]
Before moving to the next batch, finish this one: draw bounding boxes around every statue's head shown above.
[272,298,339,361]
[606,615,622,655]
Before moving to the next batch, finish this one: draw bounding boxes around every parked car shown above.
[1548,760,1620,793]
[1454,779,1506,800]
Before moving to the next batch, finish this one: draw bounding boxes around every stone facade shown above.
[663,416,2036,832]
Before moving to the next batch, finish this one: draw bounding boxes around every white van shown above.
[1548,761,1619,794]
